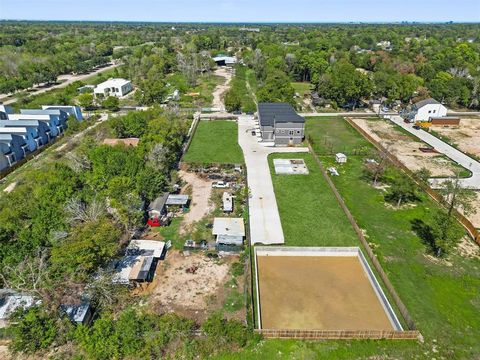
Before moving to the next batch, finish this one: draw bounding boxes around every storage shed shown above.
[147,193,169,227]
[60,302,93,325]
[336,153,347,163]
[166,194,190,211]
[212,218,245,246]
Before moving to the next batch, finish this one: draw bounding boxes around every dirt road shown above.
[211,67,233,111]
[178,170,214,233]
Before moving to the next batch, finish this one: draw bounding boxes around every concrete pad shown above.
[238,115,309,245]
[273,158,309,175]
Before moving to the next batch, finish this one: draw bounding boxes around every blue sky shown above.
[1,0,479,22]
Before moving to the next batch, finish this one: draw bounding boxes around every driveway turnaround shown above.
[387,115,480,189]
[238,115,309,245]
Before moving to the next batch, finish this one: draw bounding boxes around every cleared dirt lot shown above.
[146,251,240,322]
[430,118,480,158]
[352,118,461,177]
[178,170,214,234]
[256,255,394,330]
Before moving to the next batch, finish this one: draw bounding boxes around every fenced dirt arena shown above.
[255,247,400,331]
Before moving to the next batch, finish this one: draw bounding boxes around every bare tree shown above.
[0,248,49,298]
[147,143,169,171]
[64,197,105,224]
[65,151,91,173]
[364,151,388,186]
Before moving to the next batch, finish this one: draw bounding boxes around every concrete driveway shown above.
[238,115,309,245]
[387,115,480,189]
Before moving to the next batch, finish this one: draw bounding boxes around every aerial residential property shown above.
[94,78,133,97]
[0,2,479,359]
[257,102,305,145]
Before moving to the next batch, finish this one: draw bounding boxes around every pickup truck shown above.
[212,181,230,189]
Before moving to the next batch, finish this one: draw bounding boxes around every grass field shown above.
[306,117,374,155]
[268,153,358,247]
[291,82,311,96]
[183,120,244,164]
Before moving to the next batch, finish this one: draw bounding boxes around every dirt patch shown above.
[148,251,234,322]
[212,67,233,110]
[3,181,17,193]
[423,254,453,267]
[256,255,395,330]
[353,118,459,177]
[431,118,480,158]
[178,170,214,234]
[456,236,480,259]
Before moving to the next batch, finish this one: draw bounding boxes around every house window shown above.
[428,110,432,113]
[289,130,294,135]
[296,130,301,135]
[433,110,436,113]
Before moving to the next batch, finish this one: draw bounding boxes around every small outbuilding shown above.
[60,302,93,325]
[212,217,245,247]
[147,193,170,227]
[335,153,347,164]
[112,240,166,285]
[213,55,237,67]
[166,194,190,212]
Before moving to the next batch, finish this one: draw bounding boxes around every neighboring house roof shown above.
[0,120,42,128]
[95,78,131,90]
[20,109,66,117]
[0,127,29,135]
[258,102,305,127]
[103,138,140,147]
[212,217,245,237]
[148,193,169,213]
[126,239,165,258]
[166,194,189,206]
[414,98,441,109]
[213,55,236,64]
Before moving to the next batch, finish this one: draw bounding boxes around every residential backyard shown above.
[183,120,244,164]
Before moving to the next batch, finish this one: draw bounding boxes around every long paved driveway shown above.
[238,115,309,245]
[388,115,480,189]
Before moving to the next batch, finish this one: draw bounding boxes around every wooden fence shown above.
[345,117,480,246]
[256,329,420,340]
[308,144,418,331]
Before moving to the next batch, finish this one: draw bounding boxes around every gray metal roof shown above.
[61,302,90,323]
[148,193,169,212]
[166,194,189,206]
[414,98,440,109]
[0,120,41,128]
[258,103,305,127]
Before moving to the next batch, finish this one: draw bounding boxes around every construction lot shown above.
[351,117,468,177]
[428,118,480,159]
[255,247,399,331]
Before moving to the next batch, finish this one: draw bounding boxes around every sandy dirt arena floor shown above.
[352,118,461,177]
[256,255,394,330]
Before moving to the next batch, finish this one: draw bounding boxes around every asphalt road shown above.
[388,115,480,189]
[238,115,309,245]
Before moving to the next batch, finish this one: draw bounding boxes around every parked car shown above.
[232,110,242,115]
[413,125,421,130]
[212,181,230,189]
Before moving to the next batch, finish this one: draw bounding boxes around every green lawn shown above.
[268,153,358,247]
[183,120,243,164]
[306,117,373,155]
[291,82,311,96]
